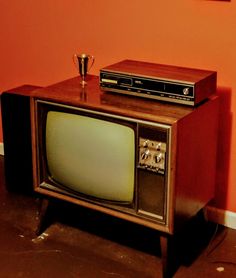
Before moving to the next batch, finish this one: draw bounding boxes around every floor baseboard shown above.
[0,143,4,156]
[205,206,236,230]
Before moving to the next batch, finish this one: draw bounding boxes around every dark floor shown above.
[0,156,236,278]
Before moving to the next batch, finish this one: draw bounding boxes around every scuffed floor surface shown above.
[0,156,236,277]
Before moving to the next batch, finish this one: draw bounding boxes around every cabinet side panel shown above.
[175,96,219,230]
[1,90,37,193]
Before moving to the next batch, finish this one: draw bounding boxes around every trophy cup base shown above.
[80,80,87,87]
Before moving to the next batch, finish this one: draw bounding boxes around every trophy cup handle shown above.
[88,55,95,72]
[73,54,79,71]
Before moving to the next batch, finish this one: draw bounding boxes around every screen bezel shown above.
[35,100,138,209]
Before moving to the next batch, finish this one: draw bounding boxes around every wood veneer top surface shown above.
[32,75,195,124]
[32,75,203,125]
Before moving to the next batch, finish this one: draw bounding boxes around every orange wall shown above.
[1,1,236,213]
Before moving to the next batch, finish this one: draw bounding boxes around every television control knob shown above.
[156,142,162,150]
[142,140,149,148]
[183,87,190,96]
[154,153,163,163]
[141,149,151,160]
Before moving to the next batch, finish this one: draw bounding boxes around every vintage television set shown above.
[33,98,171,225]
[1,75,219,278]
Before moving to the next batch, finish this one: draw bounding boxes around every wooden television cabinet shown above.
[1,75,219,277]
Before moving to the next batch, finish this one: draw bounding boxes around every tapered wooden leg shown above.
[36,198,51,236]
[160,235,170,278]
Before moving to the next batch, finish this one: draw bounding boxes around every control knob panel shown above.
[138,138,166,174]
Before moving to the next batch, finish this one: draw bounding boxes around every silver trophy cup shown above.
[73,53,95,86]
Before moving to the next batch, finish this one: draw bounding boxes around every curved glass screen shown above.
[46,111,135,203]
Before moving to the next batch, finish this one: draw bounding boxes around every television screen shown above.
[45,111,135,202]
